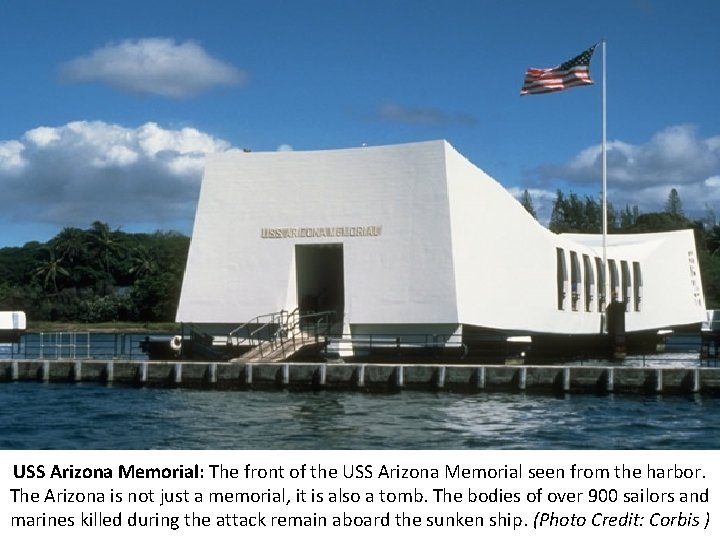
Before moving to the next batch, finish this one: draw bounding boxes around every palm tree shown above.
[52,227,89,263]
[89,221,123,277]
[129,246,158,279]
[33,247,70,292]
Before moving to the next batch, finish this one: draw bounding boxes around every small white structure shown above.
[176,141,706,358]
[0,311,26,342]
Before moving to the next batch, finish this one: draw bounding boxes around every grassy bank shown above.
[28,321,181,334]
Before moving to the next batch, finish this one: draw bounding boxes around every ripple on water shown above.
[0,383,718,449]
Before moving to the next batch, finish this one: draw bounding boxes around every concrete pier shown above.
[1,360,719,396]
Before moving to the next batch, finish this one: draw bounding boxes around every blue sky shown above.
[1,0,719,247]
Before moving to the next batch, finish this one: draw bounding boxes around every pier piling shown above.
[0,360,718,396]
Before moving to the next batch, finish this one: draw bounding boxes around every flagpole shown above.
[601,39,608,272]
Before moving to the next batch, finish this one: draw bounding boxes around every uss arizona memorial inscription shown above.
[260,225,383,239]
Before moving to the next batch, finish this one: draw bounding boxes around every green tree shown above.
[129,245,159,279]
[1,222,191,322]
[518,189,537,219]
[565,192,584,231]
[0,244,40,286]
[549,190,568,232]
[78,293,135,323]
[706,225,720,256]
[665,188,684,217]
[52,226,89,263]
[623,212,690,233]
[33,247,70,292]
[549,190,611,234]
[89,221,124,278]
[583,196,601,232]
[619,204,639,229]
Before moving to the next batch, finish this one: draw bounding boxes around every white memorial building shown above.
[176,140,706,360]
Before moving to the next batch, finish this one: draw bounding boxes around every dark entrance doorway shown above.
[295,244,344,327]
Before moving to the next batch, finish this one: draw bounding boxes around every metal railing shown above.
[227,308,336,360]
[227,310,287,351]
[321,331,466,361]
[223,309,472,361]
[0,332,155,360]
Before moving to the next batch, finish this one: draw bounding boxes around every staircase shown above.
[228,308,334,363]
[232,332,322,363]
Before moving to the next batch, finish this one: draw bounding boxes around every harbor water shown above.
[1,381,719,450]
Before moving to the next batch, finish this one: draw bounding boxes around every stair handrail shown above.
[228,308,337,361]
[228,311,279,336]
[297,310,335,342]
[228,310,287,348]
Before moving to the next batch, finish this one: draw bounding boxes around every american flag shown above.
[520,45,596,95]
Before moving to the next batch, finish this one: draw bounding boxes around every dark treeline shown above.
[538,188,720,308]
[0,221,189,322]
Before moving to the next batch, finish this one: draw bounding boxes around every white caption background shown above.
[1,450,716,539]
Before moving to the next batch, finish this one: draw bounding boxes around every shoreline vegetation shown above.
[0,221,189,324]
[28,321,181,334]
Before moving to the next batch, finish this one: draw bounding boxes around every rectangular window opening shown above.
[609,259,620,303]
[556,248,568,310]
[570,251,581,311]
[583,254,594,312]
[633,261,642,312]
[621,260,631,311]
[595,257,606,312]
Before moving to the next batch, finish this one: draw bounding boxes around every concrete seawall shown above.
[1,360,720,396]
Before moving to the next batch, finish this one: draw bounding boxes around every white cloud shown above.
[0,121,232,230]
[0,140,26,171]
[532,124,720,216]
[276,144,294,152]
[705,175,720,188]
[60,38,247,98]
[25,127,61,146]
